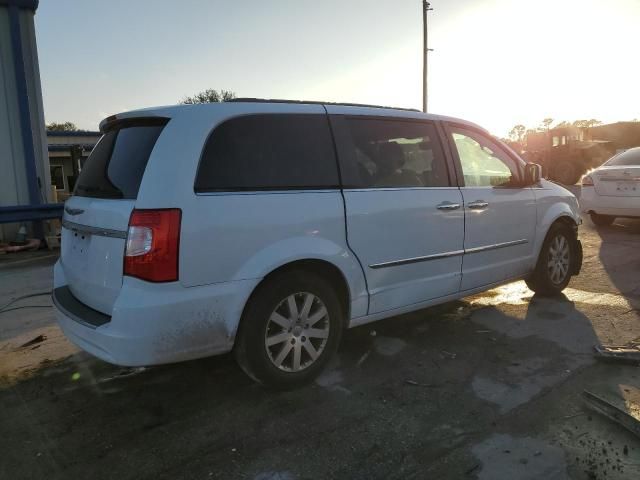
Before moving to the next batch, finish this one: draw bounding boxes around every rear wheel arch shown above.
[238,259,351,334]
[233,259,349,387]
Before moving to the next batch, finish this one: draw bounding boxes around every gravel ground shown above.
[0,216,639,480]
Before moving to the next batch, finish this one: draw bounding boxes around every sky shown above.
[36,0,640,137]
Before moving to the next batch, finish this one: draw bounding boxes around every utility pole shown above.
[422,0,433,113]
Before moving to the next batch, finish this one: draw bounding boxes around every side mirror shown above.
[524,163,542,186]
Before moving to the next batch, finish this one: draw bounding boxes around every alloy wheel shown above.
[264,292,330,372]
[547,235,570,284]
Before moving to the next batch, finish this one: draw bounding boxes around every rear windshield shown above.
[74,119,167,199]
[605,149,640,167]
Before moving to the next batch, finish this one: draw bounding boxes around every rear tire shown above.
[590,212,615,226]
[234,270,343,389]
[526,223,576,296]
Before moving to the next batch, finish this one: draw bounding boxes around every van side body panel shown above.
[137,103,368,320]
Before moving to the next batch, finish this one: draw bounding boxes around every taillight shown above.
[582,174,594,186]
[124,209,181,282]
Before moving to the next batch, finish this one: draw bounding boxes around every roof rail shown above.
[227,98,421,113]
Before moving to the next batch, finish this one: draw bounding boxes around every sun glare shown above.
[430,0,640,135]
[305,0,639,137]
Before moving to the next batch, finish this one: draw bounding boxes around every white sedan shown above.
[581,147,640,225]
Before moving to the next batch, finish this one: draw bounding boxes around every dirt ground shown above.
[1,216,639,480]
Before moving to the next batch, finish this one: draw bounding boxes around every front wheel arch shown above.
[526,219,580,295]
[551,216,581,275]
[542,216,581,270]
[532,213,579,265]
[551,216,579,240]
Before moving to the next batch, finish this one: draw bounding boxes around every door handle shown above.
[468,201,489,210]
[437,202,461,211]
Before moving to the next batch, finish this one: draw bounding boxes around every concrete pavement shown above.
[1,217,639,480]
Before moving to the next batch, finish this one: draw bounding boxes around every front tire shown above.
[234,270,343,388]
[526,223,576,296]
[590,212,615,226]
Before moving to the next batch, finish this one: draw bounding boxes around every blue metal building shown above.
[0,0,61,241]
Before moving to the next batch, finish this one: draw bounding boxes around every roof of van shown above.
[99,99,488,134]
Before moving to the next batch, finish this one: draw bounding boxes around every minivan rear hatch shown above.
[61,117,168,315]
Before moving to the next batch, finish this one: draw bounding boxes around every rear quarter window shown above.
[195,114,339,192]
[74,119,167,199]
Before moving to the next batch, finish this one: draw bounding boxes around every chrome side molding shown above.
[369,249,465,269]
[369,239,528,269]
[464,239,528,254]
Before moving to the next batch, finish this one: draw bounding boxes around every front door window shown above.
[451,129,518,187]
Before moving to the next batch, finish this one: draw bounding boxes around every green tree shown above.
[46,121,78,132]
[181,89,236,104]
[572,119,602,128]
[541,118,554,131]
[509,124,526,143]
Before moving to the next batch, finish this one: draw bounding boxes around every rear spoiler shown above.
[99,114,170,133]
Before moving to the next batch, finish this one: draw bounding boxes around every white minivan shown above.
[53,100,583,387]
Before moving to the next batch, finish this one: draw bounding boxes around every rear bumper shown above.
[53,286,111,329]
[580,187,640,218]
[53,261,259,366]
